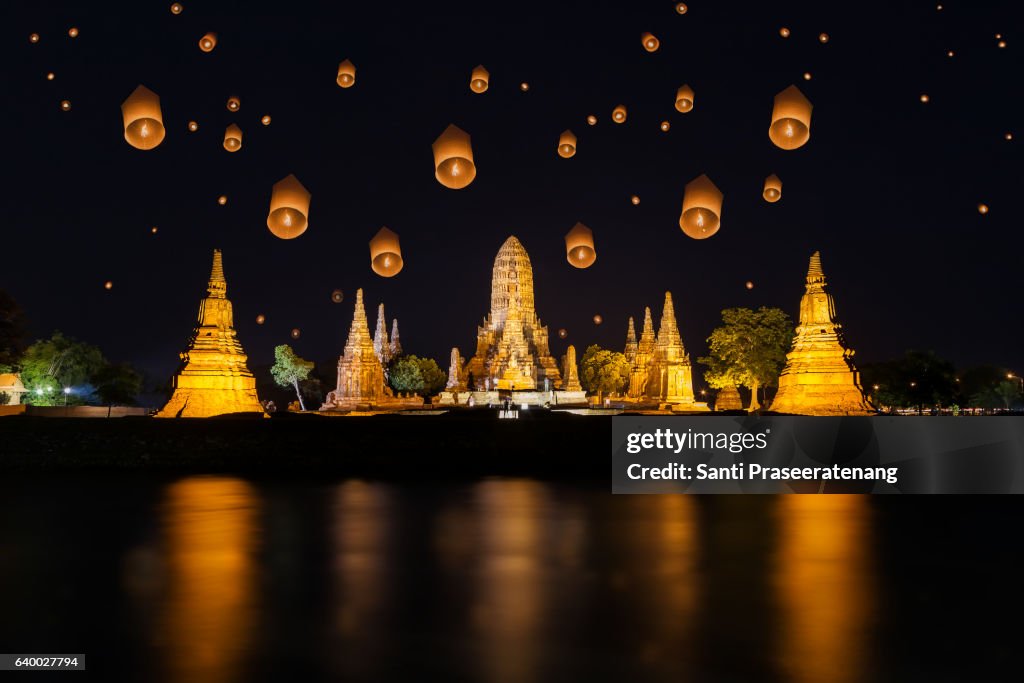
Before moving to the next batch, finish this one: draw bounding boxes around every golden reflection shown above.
[159,476,260,683]
[774,495,873,683]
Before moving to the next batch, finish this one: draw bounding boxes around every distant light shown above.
[151,226,158,234]
[1005,132,1013,140]
[199,32,216,52]
[261,114,271,125]
[977,203,989,214]
[995,33,1002,40]
[217,195,228,205]
[188,120,198,132]
[803,72,812,80]
[63,387,71,395]
[630,195,640,205]
[226,96,240,112]
[998,40,1007,49]
[919,93,930,103]
[256,314,266,325]
[558,328,568,339]
[46,72,55,81]
[675,3,687,14]
[947,50,954,57]
[745,281,754,290]
[60,100,72,111]
[520,82,530,92]
[873,384,880,390]
[660,120,670,132]
[641,32,660,52]
[291,328,301,339]
[593,315,603,325]
[331,289,344,303]
[171,2,183,14]
[779,27,790,38]
[818,32,829,43]
[29,33,40,44]
[586,115,597,125]
[936,4,942,9]
[68,27,79,38]
[104,281,113,290]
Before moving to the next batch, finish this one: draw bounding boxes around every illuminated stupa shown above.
[769,251,873,415]
[155,250,265,417]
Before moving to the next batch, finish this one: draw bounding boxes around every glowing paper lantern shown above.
[520,82,530,91]
[557,130,577,158]
[675,84,694,113]
[779,27,791,38]
[763,174,782,203]
[331,289,344,303]
[29,33,40,43]
[46,72,55,81]
[612,104,627,123]
[920,93,930,103]
[819,33,829,43]
[188,120,198,132]
[291,329,301,339]
[223,124,242,152]
[432,124,476,189]
[660,121,670,132]
[217,195,227,205]
[68,27,79,38]
[60,100,71,111]
[369,227,403,277]
[336,60,356,88]
[199,32,217,52]
[104,281,113,290]
[256,314,266,324]
[151,227,158,234]
[564,222,596,268]
[1005,132,1013,141]
[587,115,597,125]
[630,195,640,205]
[676,3,688,14]
[679,174,723,240]
[226,96,240,112]
[121,85,166,150]
[558,328,568,339]
[171,3,183,14]
[267,174,311,239]
[803,72,812,80]
[768,85,812,150]
[998,40,1007,48]
[470,65,489,93]
[641,32,660,52]
[745,281,754,290]
[261,115,271,125]
[977,203,989,214]
[593,315,603,325]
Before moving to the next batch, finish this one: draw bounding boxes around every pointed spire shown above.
[390,318,402,357]
[352,288,368,329]
[373,303,390,365]
[641,306,655,341]
[807,250,825,282]
[626,316,637,343]
[657,291,683,349]
[207,249,227,298]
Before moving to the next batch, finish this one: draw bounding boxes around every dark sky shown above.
[5,0,1023,386]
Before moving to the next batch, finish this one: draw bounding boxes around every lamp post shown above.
[63,386,71,416]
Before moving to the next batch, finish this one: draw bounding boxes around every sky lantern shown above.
[336,60,356,88]
[370,227,403,277]
[641,32,660,52]
[679,174,723,240]
[199,32,216,52]
[291,329,301,339]
[121,85,166,151]
[676,3,688,14]
[779,27,790,38]
[746,281,754,290]
[331,289,344,303]
[557,130,577,158]
[612,104,627,123]
[267,174,311,239]
[675,84,694,112]
[763,174,782,202]
[46,72,55,80]
[223,124,242,152]
[68,27,79,38]
[226,96,240,112]
[104,281,113,290]
[593,315,603,325]
[630,195,640,205]
[151,226,158,234]
[586,115,597,125]
[256,314,265,324]
[768,85,812,150]
[470,65,489,93]
[432,124,476,189]
[187,120,198,132]
[803,72,812,80]
[29,33,40,43]
[558,328,568,339]
[520,82,530,91]
[60,100,72,111]
[171,3,183,14]
[261,114,271,125]
[565,222,596,268]
[819,33,829,43]
[977,203,989,214]
[217,195,227,205]
[660,120,670,132]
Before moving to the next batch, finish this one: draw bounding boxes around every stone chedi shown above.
[769,251,873,415]
[715,385,744,411]
[321,289,387,409]
[561,345,582,392]
[373,303,392,368]
[156,250,265,417]
[623,293,708,411]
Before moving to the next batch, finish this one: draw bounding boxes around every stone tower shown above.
[627,307,657,397]
[562,344,582,392]
[770,252,873,415]
[446,347,465,390]
[389,318,402,358]
[462,236,562,390]
[373,303,391,367]
[647,292,698,404]
[321,288,388,408]
[624,317,638,365]
[156,249,264,417]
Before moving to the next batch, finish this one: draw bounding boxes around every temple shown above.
[321,289,420,411]
[155,250,265,417]
[622,292,709,412]
[769,251,873,415]
[435,236,586,406]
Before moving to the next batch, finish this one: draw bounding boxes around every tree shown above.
[414,356,447,396]
[994,380,1021,411]
[699,307,792,411]
[270,344,315,411]
[20,332,105,405]
[579,345,631,399]
[389,355,424,394]
[0,290,27,370]
[861,350,958,413]
[91,362,143,416]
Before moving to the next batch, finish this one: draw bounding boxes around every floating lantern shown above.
[256,314,265,325]
[675,84,694,113]
[998,40,1007,48]
[171,3,183,14]
[679,174,723,240]
[803,72,812,80]
[819,33,829,43]
[291,329,301,339]
[261,114,271,125]
[336,60,356,88]
[29,33,40,43]
[121,85,166,150]
[68,27,79,38]
[558,328,568,339]
[660,120,670,132]
[520,82,530,91]
[46,72,55,81]
[630,195,640,205]
[586,115,597,125]
[199,32,216,52]
[188,120,198,132]
[226,96,240,112]
[920,93,930,103]
[1005,132,1013,140]
[947,50,954,57]
[779,27,790,38]
[746,281,754,290]
[369,227,403,277]
[104,281,113,290]
[676,3,688,14]
[557,130,577,158]
[612,104,627,122]
[470,65,489,93]
[564,222,596,268]
[223,124,242,152]
[432,124,476,189]
[60,100,71,111]
[217,195,228,205]
[977,203,989,214]
[763,174,782,203]
[768,85,812,150]
[331,289,344,303]
[267,174,311,239]
[641,32,660,52]
[593,315,603,325]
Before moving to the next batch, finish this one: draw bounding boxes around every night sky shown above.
[5,1,1022,386]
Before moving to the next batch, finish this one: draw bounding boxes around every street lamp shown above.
[63,387,71,406]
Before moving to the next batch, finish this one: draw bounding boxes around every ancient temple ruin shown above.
[155,249,265,417]
[769,252,873,415]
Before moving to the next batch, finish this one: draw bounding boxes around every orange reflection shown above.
[774,495,873,683]
[159,476,260,683]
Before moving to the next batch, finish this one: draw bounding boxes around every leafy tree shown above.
[994,380,1021,410]
[389,355,424,393]
[270,344,315,411]
[0,392,10,406]
[415,356,447,396]
[20,332,105,405]
[861,350,958,413]
[0,290,27,370]
[699,307,792,411]
[91,362,143,416]
[579,345,631,399]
